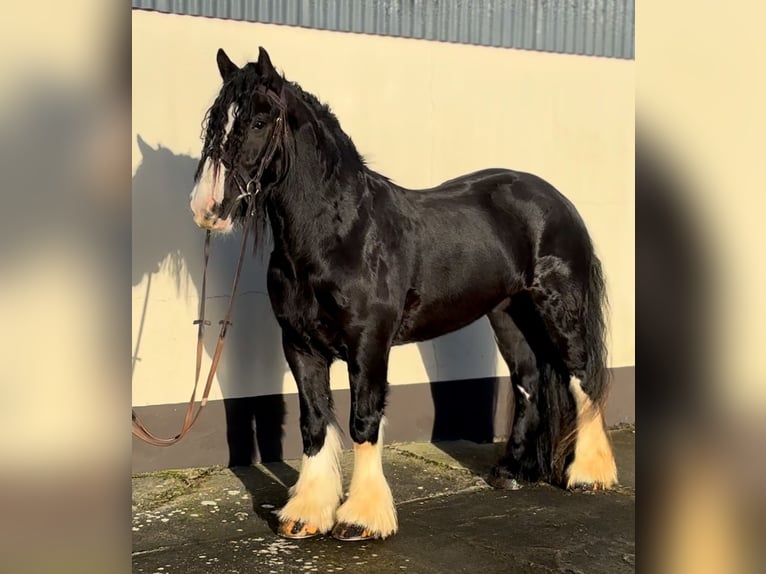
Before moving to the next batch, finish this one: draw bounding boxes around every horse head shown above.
[132,135,200,288]
[189,48,289,236]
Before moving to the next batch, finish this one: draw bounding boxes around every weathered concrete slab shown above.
[133,429,635,573]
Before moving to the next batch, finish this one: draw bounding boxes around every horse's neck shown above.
[267,154,360,259]
[266,97,372,258]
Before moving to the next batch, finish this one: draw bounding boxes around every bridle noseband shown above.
[132,84,288,447]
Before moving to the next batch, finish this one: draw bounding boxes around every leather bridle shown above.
[132,86,287,447]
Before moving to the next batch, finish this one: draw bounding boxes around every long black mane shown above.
[197,63,377,251]
[285,79,367,176]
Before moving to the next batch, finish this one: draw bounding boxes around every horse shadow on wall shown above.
[131,136,288,469]
[131,135,505,478]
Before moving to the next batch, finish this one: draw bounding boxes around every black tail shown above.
[582,250,610,407]
[546,249,609,484]
[493,250,610,486]
[538,362,577,484]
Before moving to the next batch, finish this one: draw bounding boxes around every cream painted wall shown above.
[132,10,634,407]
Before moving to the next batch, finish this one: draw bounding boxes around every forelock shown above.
[197,65,267,177]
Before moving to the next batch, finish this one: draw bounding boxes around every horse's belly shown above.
[393,287,509,344]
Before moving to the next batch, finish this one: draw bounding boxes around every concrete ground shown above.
[132,428,634,574]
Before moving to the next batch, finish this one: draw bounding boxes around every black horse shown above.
[189,47,617,541]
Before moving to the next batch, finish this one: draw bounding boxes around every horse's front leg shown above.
[332,324,398,541]
[277,333,342,539]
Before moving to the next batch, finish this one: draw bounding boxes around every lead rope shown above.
[131,230,213,446]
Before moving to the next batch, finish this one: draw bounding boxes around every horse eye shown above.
[253,120,266,130]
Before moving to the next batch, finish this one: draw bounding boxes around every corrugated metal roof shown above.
[132,0,634,60]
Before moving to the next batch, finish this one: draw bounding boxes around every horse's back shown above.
[392,167,594,343]
[435,168,578,211]
[407,166,587,262]
[435,167,592,264]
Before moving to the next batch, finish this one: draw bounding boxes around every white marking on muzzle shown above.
[190,157,228,229]
[190,105,238,231]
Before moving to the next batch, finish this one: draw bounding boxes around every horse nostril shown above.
[210,203,222,217]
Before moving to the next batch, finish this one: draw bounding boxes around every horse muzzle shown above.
[192,207,233,233]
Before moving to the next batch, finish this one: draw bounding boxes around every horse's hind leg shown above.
[565,374,617,490]
[531,256,617,490]
[487,308,547,487]
[332,323,397,541]
[488,294,580,487]
[277,334,342,539]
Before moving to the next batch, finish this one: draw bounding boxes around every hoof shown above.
[277,519,323,540]
[487,465,524,490]
[331,522,378,542]
[567,481,611,493]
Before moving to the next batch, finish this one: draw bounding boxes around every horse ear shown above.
[257,47,283,90]
[216,48,239,81]
[257,47,274,75]
[136,134,153,157]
